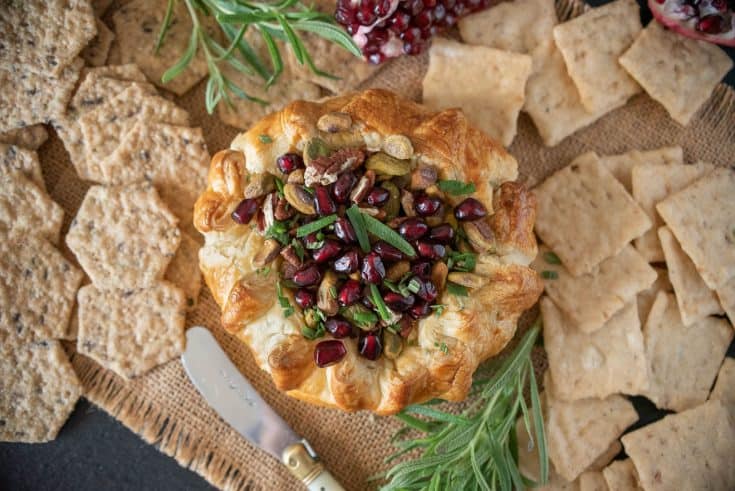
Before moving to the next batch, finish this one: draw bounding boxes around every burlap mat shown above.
[38,1,734,489]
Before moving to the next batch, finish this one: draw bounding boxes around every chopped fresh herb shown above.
[434,341,449,354]
[276,281,294,317]
[256,266,271,276]
[274,176,285,197]
[541,270,559,280]
[265,221,290,245]
[290,239,305,262]
[303,186,315,195]
[301,324,325,340]
[346,205,370,253]
[386,323,400,335]
[316,231,325,241]
[383,279,401,294]
[296,214,338,237]
[329,286,337,299]
[430,304,446,317]
[305,239,324,250]
[353,310,378,325]
[407,278,422,294]
[370,284,392,321]
[360,211,416,257]
[446,282,469,297]
[437,179,476,195]
[543,251,561,265]
[447,251,476,272]
[258,134,273,144]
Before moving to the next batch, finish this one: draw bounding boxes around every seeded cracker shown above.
[622,400,735,490]
[642,292,732,412]
[716,277,735,325]
[0,125,49,150]
[423,38,532,147]
[0,0,96,75]
[710,358,735,419]
[0,143,46,191]
[0,171,64,244]
[658,226,722,325]
[534,152,651,276]
[602,459,643,491]
[632,162,713,262]
[91,0,113,16]
[0,341,82,443]
[552,0,641,113]
[534,245,656,332]
[0,58,83,133]
[77,282,187,379]
[81,19,115,67]
[656,167,735,289]
[165,233,203,310]
[600,146,683,193]
[619,21,733,126]
[636,266,672,324]
[578,471,607,491]
[66,183,181,289]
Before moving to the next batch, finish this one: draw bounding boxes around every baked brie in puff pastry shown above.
[194,90,542,415]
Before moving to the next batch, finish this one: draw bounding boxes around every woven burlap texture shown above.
[38,1,734,489]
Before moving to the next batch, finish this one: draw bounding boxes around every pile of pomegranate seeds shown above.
[650,0,735,46]
[334,0,492,63]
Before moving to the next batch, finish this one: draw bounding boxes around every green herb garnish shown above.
[447,251,476,272]
[301,324,325,340]
[447,282,469,297]
[274,176,285,197]
[360,212,416,257]
[346,205,370,253]
[370,284,392,321]
[258,134,273,144]
[407,278,422,294]
[430,304,446,317]
[276,281,294,317]
[265,221,290,245]
[434,341,449,354]
[290,238,305,262]
[256,266,271,276]
[438,179,476,196]
[541,270,559,280]
[353,310,378,325]
[543,251,561,265]
[329,286,338,299]
[296,214,338,237]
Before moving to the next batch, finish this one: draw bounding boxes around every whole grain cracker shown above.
[546,390,637,482]
[542,298,649,400]
[0,143,46,191]
[643,292,732,411]
[112,0,212,95]
[423,37,532,147]
[0,341,82,443]
[636,267,672,325]
[621,400,735,491]
[656,167,735,289]
[619,21,733,125]
[534,245,656,332]
[600,146,684,192]
[0,171,64,244]
[716,277,735,325]
[534,152,651,276]
[0,124,49,150]
[710,358,735,419]
[0,0,96,75]
[658,226,723,325]
[0,236,83,348]
[0,58,83,133]
[165,233,203,310]
[602,459,643,491]
[81,18,115,67]
[632,162,713,262]
[578,471,607,491]
[66,183,181,289]
[589,441,623,473]
[552,0,641,112]
[76,282,187,379]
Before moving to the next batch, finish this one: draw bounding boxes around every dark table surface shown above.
[2,2,734,490]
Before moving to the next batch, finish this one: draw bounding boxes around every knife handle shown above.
[282,441,345,491]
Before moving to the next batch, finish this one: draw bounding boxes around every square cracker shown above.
[602,459,643,491]
[600,146,683,193]
[622,400,735,491]
[578,472,607,491]
[0,341,82,443]
[77,282,187,379]
[542,298,649,401]
[552,0,641,113]
[658,226,722,326]
[0,58,83,133]
[643,292,732,412]
[656,167,735,289]
[0,0,96,75]
[0,171,64,244]
[66,183,181,289]
[534,152,651,276]
[619,21,733,125]
[0,143,45,191]
[534,244,656,333]
[636,266,672,324]
[81,18,115,67]
[0,237,83,348]
[632,162,713,262]
[423,37,532,147]
[0,124,49,150]
[165,233,202,310]
[716,277,735,325]
[710,358,735,419]
[547,390,637,482]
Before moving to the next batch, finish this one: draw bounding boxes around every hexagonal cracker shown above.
[66,182,181,289]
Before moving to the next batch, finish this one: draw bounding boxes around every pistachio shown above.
[410,165,438,190]
[463,220,496,254]
[342,304,377,331]
[365,152,412,176]
[303,137,332,166]
[320,131,365,148]
[317,112,352,133]
[431,262,449,291]
[287,168,305,184]
[317,271,339,316]
[386,261,411,282]
[349,169,376,203]
[304,308,320,328]
[382,134,414,160]
[252,239,282,268]
[358,206,381,217]
[383,330,404,360]
[243,173,275,199]
[447,272,488,289]
[381,181,400,220]
[283,183,316,215]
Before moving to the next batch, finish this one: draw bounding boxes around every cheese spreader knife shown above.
[182,326,345,491]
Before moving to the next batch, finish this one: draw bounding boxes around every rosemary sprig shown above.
[157,0,361,113]
[380,323,548,490]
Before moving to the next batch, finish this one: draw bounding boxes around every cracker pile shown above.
[529,151,735,489]
[425,0,733,148]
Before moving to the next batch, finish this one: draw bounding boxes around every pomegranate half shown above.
[649,0,735,46]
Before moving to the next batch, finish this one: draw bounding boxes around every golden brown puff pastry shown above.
[194,89,542,415]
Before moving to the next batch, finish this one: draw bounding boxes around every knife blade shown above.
[182,326,345,491]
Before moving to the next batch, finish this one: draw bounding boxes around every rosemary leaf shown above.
[346,205,370,253]
[360,212,416,257]
[296,214,337,237]
[437,179,476,195]
[370,284,391,321]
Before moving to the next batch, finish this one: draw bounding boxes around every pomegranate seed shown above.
[334,217,357,243]
[276,153,303,174]
[384,292,416,311]
[401,26,422,42]
[374,241,404,262]
[335,6,357,25]
[417,242,446,260]
[433,4,446,20]
[428,224,455,243]
[339,279,362,306]
[411,261,432,279]
[466,0,481,9]
[414,194,442,216]
[231,198,258,224]
[698,15,726,34]
[423,0,437,7]
[408,301,430,319]
[416,280,438,302]
[361,252,386,284]
[314,185,337,216]
[398,217,428,241]
[358,331,383,360]
[294,289,316,309]
[364,42,381,55]
[293,264,322,287]
[443,13,457,26]
[365,187,390,206]
[442,0,456,9]
[312,239,342,263]
[390,12,411,31]
[403,40,426,55]
[333,172,357,204]
[454,198,487,221]
[357,5,377,24]
[334,249,360,273]
[406,0,424,15]
[314,340,347,367]
[325,318,352,338]
[368,52,386,64]
[346,22,360,34]
[370,28,390,45]
[374,0,392,15]
[414,10,433,27]
[451,2,466,16]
